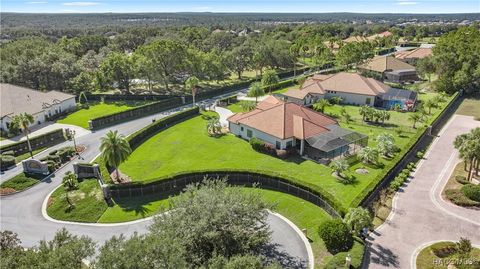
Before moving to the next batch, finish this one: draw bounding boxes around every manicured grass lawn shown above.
[47,179,108,223]
[226,102,247,113]
[118,111,416,209]
[442,161,480,208]
[456,94,480,119]
[0,172,45,192]
[57,101,150,129]
[416,241,480,269]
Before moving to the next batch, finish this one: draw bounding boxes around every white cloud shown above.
[396,0,419,5]
[27,1,48,4]
[63,2,99,6]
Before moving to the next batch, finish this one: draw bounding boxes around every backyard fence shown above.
[107,171,341,218]
[0,129,66,156]
[359,92,462,207]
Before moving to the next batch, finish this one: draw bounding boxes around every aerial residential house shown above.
[0,83,76,132]
[358,56,419,83]
[227,96,368,161]
[281,72,417,110]
[394,47,433,65]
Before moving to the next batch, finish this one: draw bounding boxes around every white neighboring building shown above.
[0,83,76,132]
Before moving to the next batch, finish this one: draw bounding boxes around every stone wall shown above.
[0,129,66,156]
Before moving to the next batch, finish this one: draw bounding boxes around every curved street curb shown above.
[410,240,480,269]
[268,211,315,269]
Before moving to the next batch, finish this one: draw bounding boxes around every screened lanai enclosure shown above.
[303,124,368,162]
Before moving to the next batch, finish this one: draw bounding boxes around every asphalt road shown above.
[0,87,310,268]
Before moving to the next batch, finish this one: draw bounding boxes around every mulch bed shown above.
[0,188,16,195]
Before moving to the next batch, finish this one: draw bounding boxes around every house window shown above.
[366,98,371,105]
[276,141,281,149]
[286,141,292,148]
[247,129,253,138]
[241,126,244,131]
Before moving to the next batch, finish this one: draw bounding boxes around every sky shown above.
[1,0,479,14]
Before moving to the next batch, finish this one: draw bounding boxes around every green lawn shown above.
[47,179,108,223]
[117,111,417,209]
[0,172,45,192]
[57,101,151,129]
[416,241,480,269]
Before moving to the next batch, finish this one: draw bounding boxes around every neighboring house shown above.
[0,83,76,132]
[358,56,419,83]
[227,96,368,161]
[281,72,417,110]
[394,47,433,65]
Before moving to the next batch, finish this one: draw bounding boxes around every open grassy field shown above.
[57,101,151,129]
[118,111,418,209]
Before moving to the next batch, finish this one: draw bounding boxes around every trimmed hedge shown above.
[324,238,365,269]
[127,107,200,150]
[88,97,186,130]
[461,184,480,202]
[318,219,354,254]
[0,155,16,171]
[0,129,66,156]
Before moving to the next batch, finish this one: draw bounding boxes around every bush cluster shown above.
[389,162,417,191]
[39,146,76,173]
[249,138,291,159]
[455,175,469,185]
[416,150,425,159]
[324,238,365,269]
[445,189,480,207]
[461,184,480,202]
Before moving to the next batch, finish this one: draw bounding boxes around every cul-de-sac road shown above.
[366,114,480,269]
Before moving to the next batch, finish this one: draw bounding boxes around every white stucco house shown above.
[281,72,417,110]
[0,83,76,132]
[227,96,368,161]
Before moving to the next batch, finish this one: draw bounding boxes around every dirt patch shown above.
[76,145,86,154]
[47,197,54,207]
[0,188,16,195]
[110,169,131,184]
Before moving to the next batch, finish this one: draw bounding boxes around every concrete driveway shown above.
[214,106,234,127]
[365,115,480,269]
[0,93,310,268]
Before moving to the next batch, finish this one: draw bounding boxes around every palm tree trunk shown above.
[115,168,121,183]
[468,159,474,182]
[26,133,33,159]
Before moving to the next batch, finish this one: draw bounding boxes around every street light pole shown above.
[69,129,78,156]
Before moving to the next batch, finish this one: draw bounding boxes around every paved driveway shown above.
[366,115,480,269]
[0,94,310,268]
[214,106,234,127]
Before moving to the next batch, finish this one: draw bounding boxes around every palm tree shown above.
[454,128,480,181]
[330,159,349,178]
[359,105,369,122]
[377,133,396,157]
[408,113,423,129]
[62,171,78,209]
[100,130,132,182]
[10,113,35,158]
[424,99,437,115]
[358,147,379,165]
[313,99,330,113]
[206,117,222,135]
[185,76,200,107]
[239,101,256,112]
[247,82,265,103]
[380,110,391,124]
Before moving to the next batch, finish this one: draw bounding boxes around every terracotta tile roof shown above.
[256,95,284,110]
[317,72,390,96]
[359,56,416,73]
[395,48,432,60]
[367,31,393,40]
[228,101,337,140]
[1,83,75,118]
[343,35,369,43]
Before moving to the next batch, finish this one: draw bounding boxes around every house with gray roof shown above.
[0,83,76,132]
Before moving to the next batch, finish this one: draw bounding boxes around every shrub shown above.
[455,176,469,185]
[0,155,16,170]
[445,189,480,207]
[324,238,365,269]
[431,242,457,258]
[402,168,410,175]
[461,184,480,202]
[46,154,61,164]
[407,162,416,171]
[2,150,14,156]
[249,137,264,151]
[48,150,58,156]
[57,148,71,162]
[416,150,424,159]
[318,219,353,254]
[390,179,403,191]
[46,160,56,173]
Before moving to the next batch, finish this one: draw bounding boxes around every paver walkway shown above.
[366,115,480,269]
